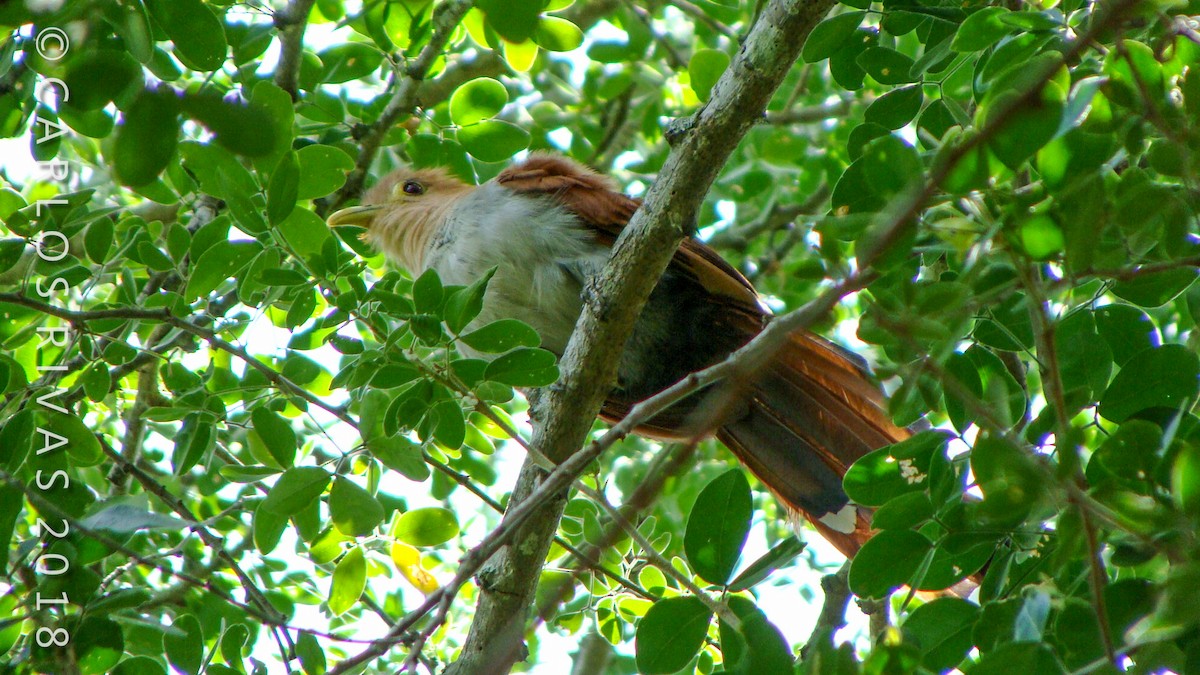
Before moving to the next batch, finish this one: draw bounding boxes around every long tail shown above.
[714,331,910,559]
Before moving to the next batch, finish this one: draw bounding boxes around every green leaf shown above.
[1055,310,1112,406]
[0,243,24,283]
[717,596,793,674]
[1098,345,1200,423]
[843,431,948,506]
[533,16,584,52]
[476,0,541,42]
[251,80,296,170]
[1111,268,1199,308]
[268,152,301,225]
[110,0,154,63]
[688,48,729,101]
[172,416,214,475]
[848,529,933,599]
[64,50,143,111]
[635,596,713,674]
[184,240,261,300]
[329,477,385,537]
[317,42,384,84]
[296,631,327,675]
[970,642,1064,674]
[483,347,559,386]
[857,47,916,85]
[219,624,249,670]
[1172,441,1200,517]
[367,436,430,482]
[999,10,1060,31]
[1103,40,1164,108]
[250,407,297,468]
[460,319,541,353]
[296,144,355,200]
[951,7,1013,52]
[859,134,923,196]
[262,467,331,517]
[276,207,331,258]
[431,399,466,450]
[802,11,866,63]
[458,120,531,162]
[684,469,751,585]
[221,465,281,483]
[412,268,444,314]
[113,657,166,675]
[0,484,21,569]
[180,93,276,158]
[85,219,114,264]
[329,546,366,615]
[864,84,923,130]
[144,0,227,71]
[41,411,103,466]
[1086,420,1161,493]
[395,507,459,546]
[113,89,179,187]
[0,409,33,470]
[133,241,173,270]
[178,143,255,208]
[872,491,935,531]
[970,434,1048,527]
[1018,215,1064,260]
[253,504,286,554]
[901,597,980,672]
[451,78,506,126]
[163,614,203,675]
[728,535,805,591]
[985,86,1065,170]
[444,267,496,333]
[78,503,185,533]
[1095,303,1160,366]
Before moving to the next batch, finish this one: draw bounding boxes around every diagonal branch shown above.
[443,1,833,672]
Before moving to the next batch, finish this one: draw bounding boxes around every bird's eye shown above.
[402,180,425,196]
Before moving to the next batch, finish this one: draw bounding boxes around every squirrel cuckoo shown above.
[326,153,910,558]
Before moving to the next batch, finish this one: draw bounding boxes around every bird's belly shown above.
[422,203,601,357]
[470,264,584,355]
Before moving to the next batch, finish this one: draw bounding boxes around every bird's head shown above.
[326,165,473,272]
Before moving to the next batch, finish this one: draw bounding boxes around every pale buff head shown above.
[326,166,473,272]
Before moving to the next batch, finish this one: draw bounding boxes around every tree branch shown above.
[443,1,832,672]
[415,51,507,108]
[273,0,318,100]
[325,0,474,213]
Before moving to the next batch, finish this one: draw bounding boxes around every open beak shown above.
[326,205,383,228]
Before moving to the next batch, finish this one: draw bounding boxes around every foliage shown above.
[0,0,1199,673]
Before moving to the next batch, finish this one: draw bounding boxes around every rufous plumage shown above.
[327,153,910,558]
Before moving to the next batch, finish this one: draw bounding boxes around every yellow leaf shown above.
[391,541,439,594]
[503,39,538,72]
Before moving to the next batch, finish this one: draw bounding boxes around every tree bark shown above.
[443,1,835,672]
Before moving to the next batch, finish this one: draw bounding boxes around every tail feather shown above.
[600,325,909,560]
[716,331,909,559]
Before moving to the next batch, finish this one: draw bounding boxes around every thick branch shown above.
[444,1,830,673]
[273,0,318,100]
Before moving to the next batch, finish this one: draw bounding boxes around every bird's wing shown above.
[496,154,914,562]
[495,154,761,312]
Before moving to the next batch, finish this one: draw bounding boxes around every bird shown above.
[326,152,911,559]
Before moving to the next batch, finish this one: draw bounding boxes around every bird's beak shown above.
[326,205,383,229]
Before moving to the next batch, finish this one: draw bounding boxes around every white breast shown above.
[421,183,610,355]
